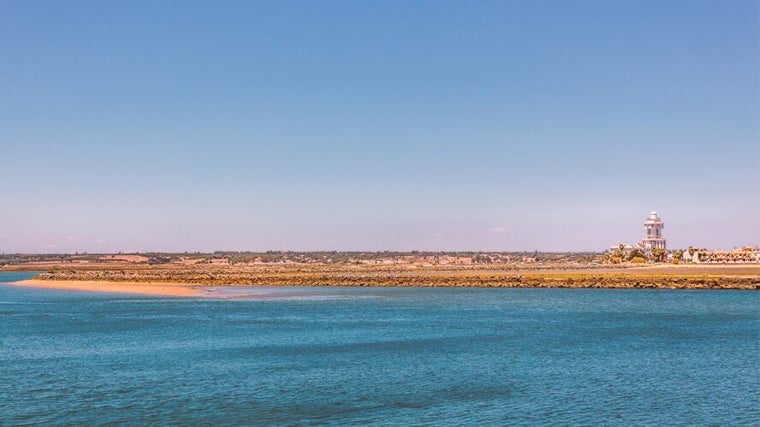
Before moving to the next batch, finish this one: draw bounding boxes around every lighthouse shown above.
[642,211,666,252]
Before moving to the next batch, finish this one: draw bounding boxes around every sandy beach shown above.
[12,279,203,297]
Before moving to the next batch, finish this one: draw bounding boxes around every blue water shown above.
[1,272,758,425]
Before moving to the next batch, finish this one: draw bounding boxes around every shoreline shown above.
[3,264,758,295]
[11,279,205,297]
[8,272,760,296]
[29,263,760,290]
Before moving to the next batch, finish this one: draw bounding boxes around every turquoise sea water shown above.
[1,272,758,426]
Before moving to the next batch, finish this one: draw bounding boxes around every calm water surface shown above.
[1,272,758,425]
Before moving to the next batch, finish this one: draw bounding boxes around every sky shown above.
[1,0,758,253]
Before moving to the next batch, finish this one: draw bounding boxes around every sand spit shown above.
[12,279,204,297]
[24,264,760,290]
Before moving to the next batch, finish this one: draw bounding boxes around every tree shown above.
[612,244,626,261]
[651,248,667,262]
[627,248,646,262]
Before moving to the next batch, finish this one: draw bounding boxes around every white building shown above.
[642,211,666,252]
[608,210,667,257]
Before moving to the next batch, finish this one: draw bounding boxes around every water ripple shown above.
[1,284,757,425]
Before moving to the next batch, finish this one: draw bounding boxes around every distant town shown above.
[0,211,756,268]
[607,211,759,264]
[1,251,599,269]
[2,249,756,268]
[3,210,757,291]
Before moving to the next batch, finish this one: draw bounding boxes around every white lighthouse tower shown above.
[642,211,666,252]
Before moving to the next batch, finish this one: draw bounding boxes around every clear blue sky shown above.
[1,0,758,253]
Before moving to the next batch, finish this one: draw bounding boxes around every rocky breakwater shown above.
[33,266,760,290]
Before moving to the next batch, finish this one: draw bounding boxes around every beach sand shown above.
[12,279,203,297]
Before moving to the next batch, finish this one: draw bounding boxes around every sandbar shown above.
[12,279,203,297]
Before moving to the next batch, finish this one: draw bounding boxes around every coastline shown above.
[6,263,759,294]
[11,279,204,297]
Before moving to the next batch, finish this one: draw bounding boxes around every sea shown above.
[1,271,758,426]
